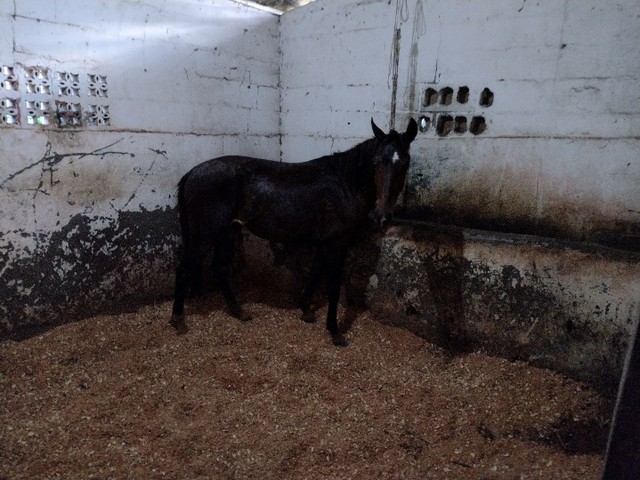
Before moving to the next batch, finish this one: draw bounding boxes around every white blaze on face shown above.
[392,151,400,164]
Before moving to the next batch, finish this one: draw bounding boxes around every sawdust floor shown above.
[1,296,611,479]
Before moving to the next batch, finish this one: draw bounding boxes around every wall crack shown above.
[0,139,135,189]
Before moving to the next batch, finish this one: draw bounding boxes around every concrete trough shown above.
[364,221,640,393]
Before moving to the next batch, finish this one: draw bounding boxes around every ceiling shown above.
[252,0,316,12]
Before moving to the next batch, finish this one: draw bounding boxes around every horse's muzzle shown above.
[368,210,393,228]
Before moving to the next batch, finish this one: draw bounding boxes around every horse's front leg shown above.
[170,248,197,334]
[325,247,348,347]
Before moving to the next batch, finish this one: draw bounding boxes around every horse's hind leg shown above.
[325,246,348,347]
[213,228,252,321]
[188,255,204,297]
[171,249,197,334]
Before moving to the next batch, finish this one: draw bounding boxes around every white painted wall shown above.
[280,0,396,159]
[279,0,640,247]
[0,0,280,336]
[2,0,639,338]
[278,0,640,385]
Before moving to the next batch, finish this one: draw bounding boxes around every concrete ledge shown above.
[365,221,640,393]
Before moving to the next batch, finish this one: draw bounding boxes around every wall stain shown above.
[1,207,179,340]
[366,223,640,393]
[402,160,640,252]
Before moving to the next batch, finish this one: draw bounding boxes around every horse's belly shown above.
[243,209,317,244]
[243,201,358,245]
[240,176,361,243]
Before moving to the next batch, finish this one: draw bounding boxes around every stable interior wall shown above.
[279,0,640,251]
[0,0,280,338]
[2,0,639,390]
[279,0,640,390]
[279,0,398,158]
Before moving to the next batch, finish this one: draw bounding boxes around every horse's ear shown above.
[404,118,418,144]
[371,118,386,140]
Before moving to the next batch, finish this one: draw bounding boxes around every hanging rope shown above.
[405,0,426,113]
[388,0,409,130]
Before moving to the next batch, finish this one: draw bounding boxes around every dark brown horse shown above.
[170,118,418,346]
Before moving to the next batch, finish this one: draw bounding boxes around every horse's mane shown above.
[310,137,378,177]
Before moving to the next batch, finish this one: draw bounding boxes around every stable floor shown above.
[1,297,609,479]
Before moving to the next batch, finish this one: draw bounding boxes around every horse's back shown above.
[182,155,268,182]
[179,157,262,241]
[179,154,359,244]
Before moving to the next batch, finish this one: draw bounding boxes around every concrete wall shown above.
[2,0,639,392]
[279,0,640,251]
[366,223,640,391]
[279,0,396,159]
[0,0,280,338]
[278,0,640,391]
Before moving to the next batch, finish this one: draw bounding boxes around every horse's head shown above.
[368,117,418,227]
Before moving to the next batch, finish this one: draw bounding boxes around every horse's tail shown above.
[177,172,191,248]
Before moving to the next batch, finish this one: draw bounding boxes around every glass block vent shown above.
[26,100,53,126]
[86,104,110,126]
[88,74,108,97]
[55,100,82,127]
[0,65,111,129]
[1,66,19,91]
[25,66,51,94]
[57,71,80,97]
[1,98,19,125]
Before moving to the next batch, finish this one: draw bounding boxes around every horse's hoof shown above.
[169,315,189,335]
[332,334,349,347]
[187,287,203,299]
[301,311,317,323]
[231,309,252,322]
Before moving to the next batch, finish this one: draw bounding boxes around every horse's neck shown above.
[314,138,378,202]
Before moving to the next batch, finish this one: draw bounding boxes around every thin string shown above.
[388,0,409,130]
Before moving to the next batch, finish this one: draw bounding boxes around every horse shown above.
[170,118,418,346]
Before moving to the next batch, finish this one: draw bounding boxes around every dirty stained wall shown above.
[367,223,640,391]
[277,0,640,390]
[2,0,639,391]
[0,0,281,338]
[279,0,640,251]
